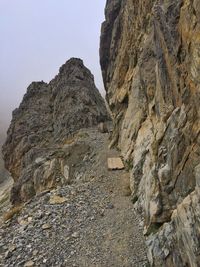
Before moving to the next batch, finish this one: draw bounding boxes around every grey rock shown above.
[3,58,110,204]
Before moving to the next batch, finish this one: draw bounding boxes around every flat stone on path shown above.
[107,157,124,170]
[49,195,68,205]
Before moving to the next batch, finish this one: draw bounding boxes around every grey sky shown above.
[0,0,106,130]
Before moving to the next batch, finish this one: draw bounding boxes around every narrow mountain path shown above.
[0,127,148,267]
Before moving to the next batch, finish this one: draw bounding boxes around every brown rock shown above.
[49,195,68,205]
[100,0,200,266]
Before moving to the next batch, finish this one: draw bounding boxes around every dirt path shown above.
[0,127,148,267]
[80,128,148,266]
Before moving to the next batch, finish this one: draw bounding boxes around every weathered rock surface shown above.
[0,131,12,221]
[2,58,110,204]
[0,151,9,185]
[0,133,9,184]
[100,0,200,266]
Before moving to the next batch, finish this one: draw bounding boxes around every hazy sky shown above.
[0,0,106,130]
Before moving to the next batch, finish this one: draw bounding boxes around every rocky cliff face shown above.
[100,0,200,266]
[0,133,9,184]
[3,58,109,204]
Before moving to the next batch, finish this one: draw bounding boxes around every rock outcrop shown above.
[100,0,200,266]
[3,58,109,204]
[0,132,9,184]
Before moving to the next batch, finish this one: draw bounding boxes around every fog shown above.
[0,0,106,133]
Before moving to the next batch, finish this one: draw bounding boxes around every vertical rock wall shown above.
[100,0,200,266]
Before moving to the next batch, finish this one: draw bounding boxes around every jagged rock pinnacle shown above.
[2,58,110,204]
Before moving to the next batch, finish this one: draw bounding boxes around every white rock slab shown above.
[107,157,124,170]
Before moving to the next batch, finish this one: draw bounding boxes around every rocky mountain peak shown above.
[2,58,110,204]
[54,58,94,84]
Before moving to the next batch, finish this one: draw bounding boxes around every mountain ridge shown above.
[2,58,110,204]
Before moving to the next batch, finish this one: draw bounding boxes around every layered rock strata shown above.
[3,58,109,204]
[100,0,200,266]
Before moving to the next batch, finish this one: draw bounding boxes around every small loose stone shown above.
[42,223,51,230]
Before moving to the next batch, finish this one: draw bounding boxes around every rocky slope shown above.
[2,58,109,204]
[0,127,148,267]
[100,0,200,266]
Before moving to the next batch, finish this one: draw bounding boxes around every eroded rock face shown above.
[100,0,200,266]
[0,131,10,184]
[3,58,109,204]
